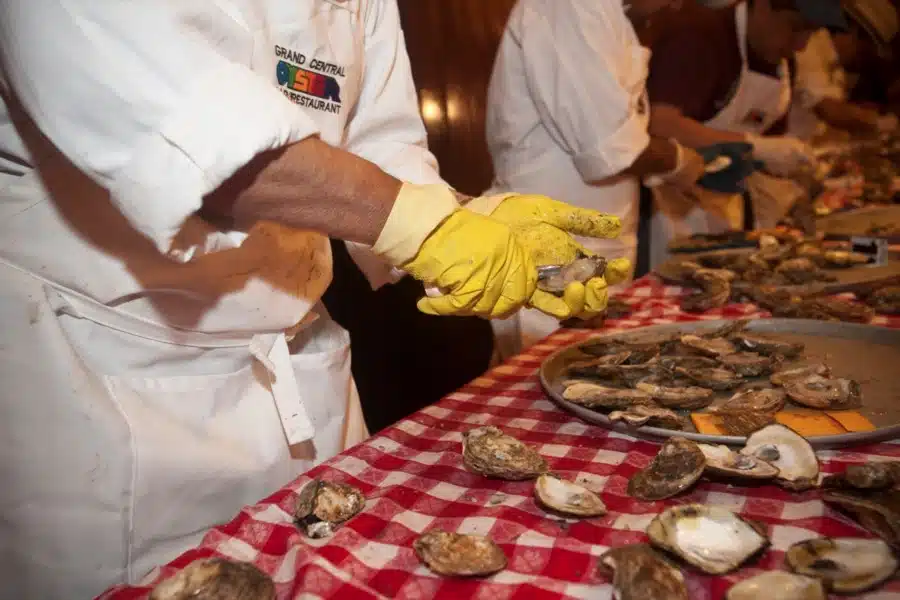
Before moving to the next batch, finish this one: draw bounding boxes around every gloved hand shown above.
[746,134,816,177]
[696,142,761,194]
[466,193,631,320]
[373,183,536,318]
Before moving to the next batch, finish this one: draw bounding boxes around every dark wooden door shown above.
[397,0,518,196]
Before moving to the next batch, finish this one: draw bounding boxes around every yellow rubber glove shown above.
[373,183,537,318]
[466,193,630,320]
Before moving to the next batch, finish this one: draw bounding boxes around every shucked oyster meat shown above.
[782,374,862,410]
[562,381,652,410]
[533,474,607,517]
[609,404,690,430]
[785,537,899,594]
[698,444,779,480]
[726,571,826,600]
[414,530,507,577]
[598,544,688,600]
[462,426,547,480]
[149,558,275,600]
[294,479,366,539]
[741,424,819,491]
[628,438,706,501]
[646,504,769,575]
[679,334,736,357]
[634,380,715,410]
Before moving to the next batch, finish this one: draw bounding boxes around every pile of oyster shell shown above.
[561,320,863,436]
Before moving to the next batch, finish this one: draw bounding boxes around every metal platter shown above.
[655,247,900,295]
[540,319,900,449]
[816,204,900,243]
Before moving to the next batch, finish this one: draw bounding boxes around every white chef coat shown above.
[485,0,650,355]
[0,1,439,598]
[789,28,850,140]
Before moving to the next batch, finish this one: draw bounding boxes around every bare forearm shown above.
[814,98,879,134]
[202,137,402,245]
[622,136,679,177]
[650,104,745,148]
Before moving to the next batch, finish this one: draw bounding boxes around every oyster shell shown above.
[770,364,830,386]
[682,273,732,312]
[732,333,804,358]
[628,438,706,501]
[710,387,787,415]
[698,444,780,480]
[867,286,900,315]
[775,258,828,284]
[579,339,662,363]
[533,474,607,517]
[823,489,900,548]
[680,334,737,357]
[294,480,365,539]
[566,362,658,386]
[567,352,634,370]
[414,530,507,577]
[718,352,778,377]
[726,571,826,600]
[783,375,862,410]
[149,558,275,600]
[675,365,743,390]
[634,381,715,410]
[656,355,719,372]
[785,537,899,594]
[598,544,688,600]
[823,249,871,268]
[462,426,547,481]
[741,424,819,491]
[537,256,607,293]
[562,382,653,410]
[714,412,777,436]
[823,461,900,491]
[646,505,769,575]
[609,404,690,430]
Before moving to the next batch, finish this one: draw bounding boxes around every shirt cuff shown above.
[571,110,650,183]
[107,63,320,254]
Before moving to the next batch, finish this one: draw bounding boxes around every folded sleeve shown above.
[0,0,320,252]
[518,0,650,182]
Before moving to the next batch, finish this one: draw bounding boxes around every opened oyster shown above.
[775,258,829,284]
[719,352,779,377]
[713,412,777,436]
[598,544,688,600]
[628,438,705,501]
[675,365,743,390]
[414,530,507,577]
[680,334,736,357]
[785,537,899,594]
[609,405,689,430]
[732,333,804,358]
[149,558,275,600]
[562,381,653,410]
[823,249,870,268]
[867,286,900,315]
[294,479,366,539]
[726,571,826,600]
[647,505,769,575]
[741,424,819,491]
[537,256,607,293]
[710,387,787,415]
[462,426,547,481]
[533,474,607,517]
[634,381,715,410]
[579,339,663,363]
[824,461,900,491]
[783,374,862,410]
[823,489,900,548]
[698,444,779,480]
[771,364,830,386]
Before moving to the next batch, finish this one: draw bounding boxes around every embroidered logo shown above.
[275,45,344,114]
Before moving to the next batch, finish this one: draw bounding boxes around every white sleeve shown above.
[518,0,650,182]
[794,29,847,108]
[0,0,320,252]
[343,0,443,186]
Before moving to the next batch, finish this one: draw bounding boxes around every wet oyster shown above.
[567,352,634,370]
[628,438,706,501]
[823,489,900,548]
[680,334,736,357]
[537,256,607,293]
[775,258,828,284]
[533,474,607,517]
[598,544,688,600]
[718,352,778,377]
[675,365,743,390]
[714,412,777,437]
[770,364,830,386]
[294,480,366,539]
[726,571,826,600]
[562,382,653,410]
[579,339,661,363]
[824,461,900,491]
[698,444,779,480]
[710,387,787,415]
[656,355,719,372]
[785,537,899,594]
[462,426,547,481]
[634,381,715,410]
[149,558,275,600]
[609,405,690,430]
[823,249,870,268]
[566,362,658,387]
[741,424,819,491]
[414,530,507,577]
[646,505,769,575]
[732,333,804,359]
[783,375,862,410]
[867,286,900,315]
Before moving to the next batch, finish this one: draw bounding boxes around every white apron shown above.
[0,3,369,598]
[648,2,793,269]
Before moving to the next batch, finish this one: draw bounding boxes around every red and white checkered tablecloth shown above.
[99,277,900,600]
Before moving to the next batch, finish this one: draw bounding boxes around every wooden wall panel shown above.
[397,0,518,196]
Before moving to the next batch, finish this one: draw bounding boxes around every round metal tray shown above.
[540,319,900,449]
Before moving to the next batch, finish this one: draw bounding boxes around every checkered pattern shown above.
[99,277,900,600]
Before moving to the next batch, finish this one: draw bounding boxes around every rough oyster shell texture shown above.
[628,438,706,501]
[149,558,275,600]
[741,424,819,491]
[782,374,862,410]
[414,530,507,577]
[294,480,366,539]
[823,461,900,548]
[710,387,787,415]
[646,504,769,575]
[785,537,899,594]
[609,404,690,430]
[462,426,547,481]
[562,381,653,410]
[598,544,688,600]
[726,571,826,600]
[698,444,779,480]
[533,474,607,517]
